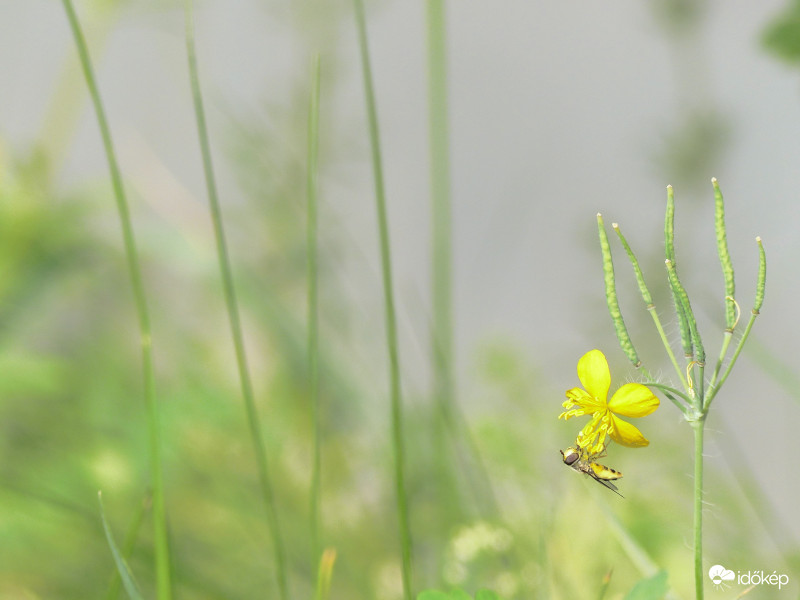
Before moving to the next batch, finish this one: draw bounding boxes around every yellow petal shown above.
[608,415,650,447]
[576,350,610,403]
[608,383,660,417]
[565,387,605,412]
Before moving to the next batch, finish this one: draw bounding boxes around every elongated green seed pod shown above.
[665,185,676,263]
[613,222,653,306]
[712,178,736,330]
[665,185,693,357]
[598,214,640,367]
[666,259,705,364]
[754,236,766,312]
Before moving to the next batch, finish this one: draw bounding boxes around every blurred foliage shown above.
[653,110,731,193]
[762,0,800,64]
[623,570,668,600]
[650,0,709,37]
[0,2,795,599]
[0,127,791,599]
[418,589,502,600]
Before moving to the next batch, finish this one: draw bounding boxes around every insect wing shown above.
[589,474,624,497]
[587,462,624,497]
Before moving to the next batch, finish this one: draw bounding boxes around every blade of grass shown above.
[105,490,152,600]
[426,0,455,434]
[426,0,465,544]
[98,492,145,600]
[60,2,171,596]
[313,548,336,600]
[307,53,323,568]
[40,3,119,171]
[183,2,288,598]
[352,1,413,598]
[596,570,613,600]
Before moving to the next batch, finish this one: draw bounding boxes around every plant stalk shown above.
[352,0,413,597]
[691,418,706,600]
[307,53,323,568]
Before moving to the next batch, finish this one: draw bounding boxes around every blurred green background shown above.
[1,0,799,598]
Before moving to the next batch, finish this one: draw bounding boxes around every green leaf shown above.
[623,570,669,600]
[450,590,473,600]
[476,590,502,600]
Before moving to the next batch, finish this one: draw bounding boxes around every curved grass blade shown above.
[105,491,151,600]
[98,492,144,600]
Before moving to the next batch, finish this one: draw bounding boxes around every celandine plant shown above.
[580,179,766,600]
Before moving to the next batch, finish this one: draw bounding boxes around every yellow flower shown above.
[559,349,659,454]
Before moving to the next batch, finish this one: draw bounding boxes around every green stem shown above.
[706,237,765,410]
[60,2,171,596]
[707,330,733,393]
[183,3,288,598]
[613,222,687,389]
[307,53,323,568]
[641,382,692,413]
[704,311,758,411]
[39,4,119,172]
[691,418,706,600]
[352,1,413,598]
[648,305,689,390]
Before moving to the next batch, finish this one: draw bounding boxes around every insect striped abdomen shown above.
[589,462,622,481]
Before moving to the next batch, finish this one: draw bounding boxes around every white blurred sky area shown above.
[2,0,800,543]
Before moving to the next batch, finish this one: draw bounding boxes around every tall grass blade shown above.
[426,0,454,426]
[98,492,145,600]
[307,53,323,568]
[425,0,464,535]
[352,0,413,597]
[60,2,171,596]
[183,2,288,598]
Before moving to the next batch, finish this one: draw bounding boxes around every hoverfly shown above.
[560,444,624,497]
